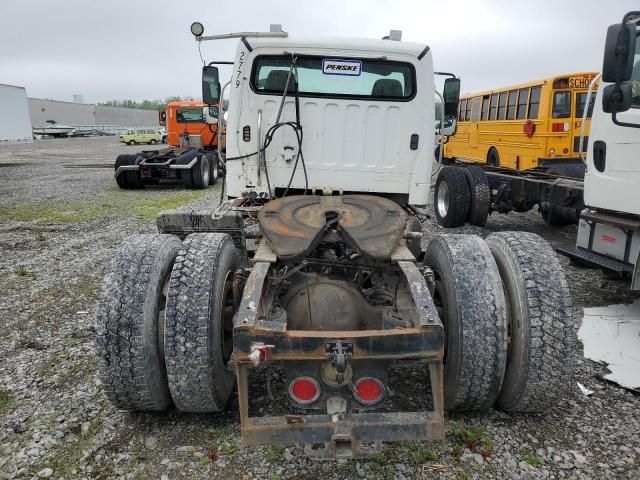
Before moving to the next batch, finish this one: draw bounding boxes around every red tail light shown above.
[354,377,384,405]
[289,377,320,404]
[552,122,569,132]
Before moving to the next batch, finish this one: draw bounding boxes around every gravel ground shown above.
[0,136,638,480]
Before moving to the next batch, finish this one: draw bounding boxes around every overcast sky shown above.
[0,0,636,103]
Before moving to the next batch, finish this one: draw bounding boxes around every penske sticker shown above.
[322,59,362,76]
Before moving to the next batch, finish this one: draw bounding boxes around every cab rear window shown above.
[251,55,415,101]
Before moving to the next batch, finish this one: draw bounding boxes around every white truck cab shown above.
[560,12,640,289]
[198,28,459,207]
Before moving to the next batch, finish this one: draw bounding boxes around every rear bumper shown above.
[232,258,445,458]
[242,409,444,458]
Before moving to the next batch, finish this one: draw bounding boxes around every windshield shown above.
[176,108,204,123]
[632,35,640,108]
[252,55,415,100]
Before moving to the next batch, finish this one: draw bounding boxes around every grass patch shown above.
[14,265,33,277]
[125,191,207,220]
[34,230,47,241]
[0,189,206,225]
[407,443,439,464]
[264,444,285,462]
[32,421,100,477]
[38,356,59,377]
[0,389,12,414]
[208,424,235,441]
[449,421,494,459]
[522,452,543,467]
[219,441,237,456]
[450,421,487,448]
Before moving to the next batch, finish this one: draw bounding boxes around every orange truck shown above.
[114,101,225,189]
[160,100,225,149]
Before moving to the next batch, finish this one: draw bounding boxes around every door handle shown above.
[283,146,295,163]
[593,140,606,172]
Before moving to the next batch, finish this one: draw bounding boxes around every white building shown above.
[0,84,33,143]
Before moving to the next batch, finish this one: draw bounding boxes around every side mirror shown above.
[202,106,218,124]
[440,118,457,137]
[202,66,220,105]
[602,23,636,82]
[602,82,632,113]
[443,78,461,118]
[158,110,166,126]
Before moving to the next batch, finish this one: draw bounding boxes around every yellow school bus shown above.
[444,72,599,171]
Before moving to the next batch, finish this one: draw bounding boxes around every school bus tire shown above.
[463,166,490,227]
[540,164,583,225]
[487,148,500,167]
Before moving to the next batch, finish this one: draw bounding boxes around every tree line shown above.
[99,97,195,111]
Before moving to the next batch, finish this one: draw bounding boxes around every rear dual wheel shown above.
[114,154,144,189]
[165,233,239,412]
[207,152,220,185]
[434,165,490,228]
[486,232,575,412]
[96,233,239,413]
[424,235,507,411]
[96,234,181,411]
[424,233,575,412]
[181,153,211,189]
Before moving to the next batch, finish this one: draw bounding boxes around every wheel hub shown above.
[437,182,450,218]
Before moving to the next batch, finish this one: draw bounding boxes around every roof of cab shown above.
[167,101,205,108]
[247,35,430,59]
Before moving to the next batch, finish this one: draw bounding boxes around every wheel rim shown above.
[431,276,448,363]
[157,274,171,363]
[220,271,236,364]
[437,181,450,218]
[212,158,219,180]
[202,157,210,185]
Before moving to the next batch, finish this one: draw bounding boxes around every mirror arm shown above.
[612,111,640,129]
[217,80,232,164]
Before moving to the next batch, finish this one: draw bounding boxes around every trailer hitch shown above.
[325,340,353,379]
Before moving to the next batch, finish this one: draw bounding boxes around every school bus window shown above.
[465,99,472,121]
[516,88,529,120]
[552,91,571,118]
[471,98,481,121]
[576,92,595,118]
[497,92,508,120]
[528,86,541,119]
[506,90,517,120]
[458,99,467,121]
[489,93,498,120]
[481,95,490,120]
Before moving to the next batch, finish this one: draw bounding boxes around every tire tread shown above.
[486,232,575,412]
